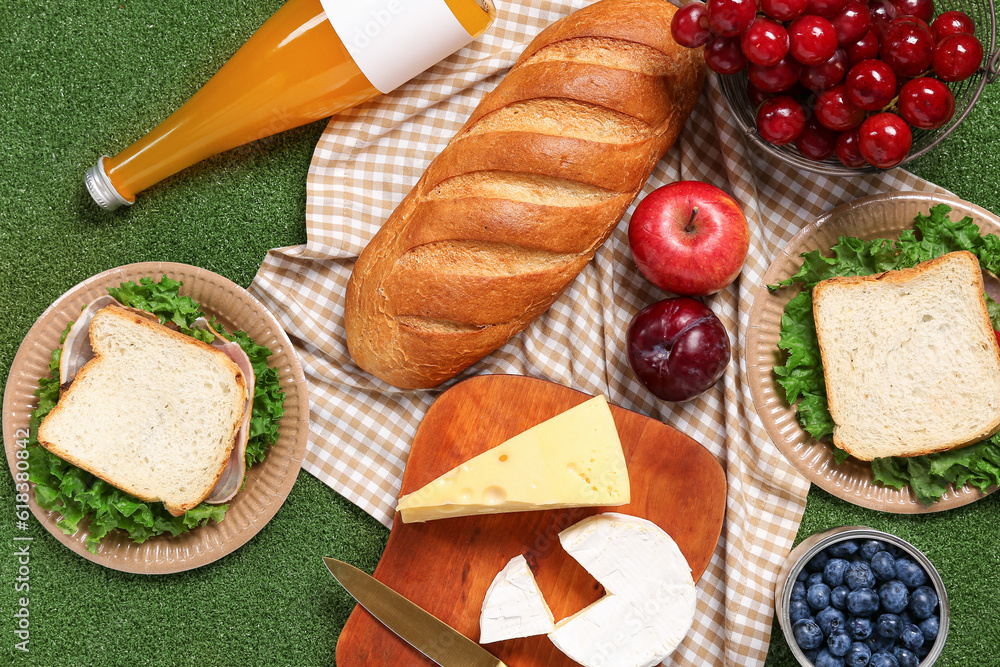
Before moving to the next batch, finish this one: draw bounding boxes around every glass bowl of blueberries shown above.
[775,526,949,667]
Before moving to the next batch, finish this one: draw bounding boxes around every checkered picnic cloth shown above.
[248,1,945,663]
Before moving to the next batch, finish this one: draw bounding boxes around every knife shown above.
[324,557,508,667]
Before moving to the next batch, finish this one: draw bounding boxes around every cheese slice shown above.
[397,395,629,523]
[479,555,555,643]
[547,513,697,667]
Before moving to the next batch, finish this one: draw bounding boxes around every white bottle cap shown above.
[320,0,485,94]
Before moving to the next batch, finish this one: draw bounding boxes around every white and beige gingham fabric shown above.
[249,1,945,663]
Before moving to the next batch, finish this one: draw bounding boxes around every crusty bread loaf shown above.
[345,0,706,389]
[813,251,1000,461]
[37,305,247,516]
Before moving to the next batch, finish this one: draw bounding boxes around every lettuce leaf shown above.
[772,204,1000,504]
[27,276,282,552]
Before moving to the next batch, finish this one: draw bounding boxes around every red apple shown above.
[627,181,750,296]
[626,297,732,402]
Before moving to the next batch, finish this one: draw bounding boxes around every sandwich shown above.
[38,304,248,516]
[771,203,1000,504]
[812,250,1000,460]
[26,276,284,551]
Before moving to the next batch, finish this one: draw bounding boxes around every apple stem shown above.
[686,207,698,234]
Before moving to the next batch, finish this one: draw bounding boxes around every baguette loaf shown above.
[37,305,248,516]
[813,251,1000,461]
[345,0,706,389]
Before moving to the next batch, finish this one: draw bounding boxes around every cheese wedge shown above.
[397,395,630,523]
[547,513,697,667]
[479,555,556,643]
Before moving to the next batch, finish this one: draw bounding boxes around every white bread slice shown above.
[37,305,247,516]
[813,250,1000,461]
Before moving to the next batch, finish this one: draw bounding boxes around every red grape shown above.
[800,49,849,91]
[705,35,749,74]
[932,32,984,81]
[815,84,866,130]
[845,29,880,66]
[761,0,809,21]
[931,10,976,42]
[892,0,934,23]
[898,77,955,129]
[831,0,872,45]
[672,2,712,48]
[845,59,897,109]
[868,0,898,38]
[707,0,757,37]
[742,17,790,66]
[806,0,849,17]
[796,117,839,160]
[789,15,840,65]
[835,128,868,167]
[881,17,935,77]
[757,96,807,144]
[749,54,803,92]
[858,112,912,168]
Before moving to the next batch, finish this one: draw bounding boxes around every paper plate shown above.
[746,191,1000,513]
[2,263,309,573]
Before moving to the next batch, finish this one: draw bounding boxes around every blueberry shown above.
[897,610,914,627]
[891,647,919,667]
[809,572,827,587]
[790,598,813,623]
[817,606,847,636]
[894,558,928,588]
[846,616,873,641]
[793,618,825,650]
[808,583,833,610]
[828,629,852,657]
[809,551,832,572]
[876,613,903,639]
[804,649,820,663]
[799,569,811,582]
[869,650,899,667]
[845,641,872,667]
[859,540,887,561]
[815,647,847,667]
[901,623,924,651]
[792,580,807,600]
[847,588,880,616]
[845,561,876,591]
[831,585,849,610]
[878,580,909,614]
[909,585,939,619]
[828,540,860,559]
[870,551,897,581]
[825,558,850,587]
[919,615,939,641]
[866,634,894,653]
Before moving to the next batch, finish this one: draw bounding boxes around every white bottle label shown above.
[320,0,476,94]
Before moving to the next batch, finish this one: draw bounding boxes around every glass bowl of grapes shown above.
[775,526,950,667]
[670,0,998,174]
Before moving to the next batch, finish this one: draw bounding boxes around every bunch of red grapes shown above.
[670,0,985,169]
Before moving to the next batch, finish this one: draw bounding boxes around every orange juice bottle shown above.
[85,0,495,210]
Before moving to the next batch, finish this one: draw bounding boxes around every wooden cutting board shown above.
[335,375,726,666]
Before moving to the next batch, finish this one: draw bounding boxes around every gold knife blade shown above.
[324,557,508,667]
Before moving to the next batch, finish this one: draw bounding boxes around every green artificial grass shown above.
[0,0,998,665]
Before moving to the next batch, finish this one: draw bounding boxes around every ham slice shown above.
[195,318,255,504]
[59,296,158,386]
[57,300,255,506]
